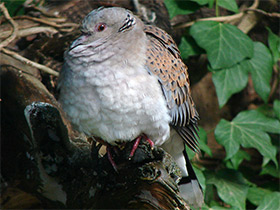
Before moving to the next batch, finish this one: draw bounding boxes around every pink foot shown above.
[129,136,141,160]
[106,146,118,172]
[143,134,154,149]
[129,135,154,160]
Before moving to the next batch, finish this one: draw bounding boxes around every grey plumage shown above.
[58,7,203,207]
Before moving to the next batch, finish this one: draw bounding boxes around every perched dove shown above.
[58,7,203,207]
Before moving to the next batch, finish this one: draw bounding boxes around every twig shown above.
[174,0,259,29]
[237,0,259,33]
[24,4,60,18]
[215,0,219,17]
[174,13,244,28]
[251,0,259,10]
[42,17,67,23]
[0,26,58,39]
[246,8,280,18]
[0,3,18,50]
[14,16,78,31]
[1,48,59,77]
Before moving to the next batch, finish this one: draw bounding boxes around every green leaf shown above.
[267,27,280,64]
[190,0,209,6]
[218,0,239,13]
[237,129,277,166]
[256,192,280,210]
[198,126,212,156]
[229,150,251,169]
[262,157,271,168]
[201,204,237,210]
[207,169,248,210]
[164,0,200,19]
[215,110,278,166]
[3,0,25,16]
[179,36,204,59]
[208,0,215,8]
[245,42,273,103]
[274,100,280,120]
[233,110,280,134]
[247,187,273,206]
[257,104,277,119]
[194,166,206,191]
[185,144,196,159]
[212,42,273,106]
[214,119,240,159]
[260,163,280,178]
[212,60,249,107]
[190,21,253,69]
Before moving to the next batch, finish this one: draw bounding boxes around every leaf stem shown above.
[215,0,219,17]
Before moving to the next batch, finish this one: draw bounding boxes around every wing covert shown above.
[144,25,199,151]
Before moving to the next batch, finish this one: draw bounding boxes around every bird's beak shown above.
[69,35,89,51]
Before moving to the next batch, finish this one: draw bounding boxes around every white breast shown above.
[59,59,171,146]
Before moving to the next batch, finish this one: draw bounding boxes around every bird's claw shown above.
[129,134,154,160]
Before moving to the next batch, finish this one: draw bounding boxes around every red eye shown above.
[96,23,106,32]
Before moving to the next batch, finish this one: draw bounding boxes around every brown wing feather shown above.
[144,25,199,152]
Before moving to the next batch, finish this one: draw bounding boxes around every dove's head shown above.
[68,7,144,54]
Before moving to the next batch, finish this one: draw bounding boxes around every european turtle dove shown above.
[58,7,203,207]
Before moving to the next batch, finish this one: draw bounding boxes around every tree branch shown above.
[0,26,58,39]
[1,48,59,77]
[0,3,19,50]
[246,8,280,18]
[174,0,260,29]
[1,67,189,209]
[14,16,78,32]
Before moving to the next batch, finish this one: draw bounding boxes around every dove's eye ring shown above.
[95,23,107,32]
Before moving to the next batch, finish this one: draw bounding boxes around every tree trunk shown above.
[1,66,189,209]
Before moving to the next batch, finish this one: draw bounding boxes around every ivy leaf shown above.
[185,144,196,159]
[260,163,280,178]
[214,119,240,159]
[208,0,215,8]
[190,21,253,69]
[164,0,200,19]
[262,157,271,168]
[212,42,273,106]
[201,204,237,210]
[233,110,280,134]
[207,169,248,210]
[198,126,212,156]
[179,36,204,59]
[229,150,251,170]
[3,0,26,16]
[212,60,249,107]
[257,104,277,119]
[245,42,273,103]
[215,110,279,166]
[218,0,239,13]
[274,100,280,120]
[194,166,206,191]
[190,0,209,6]
[247,187,273,206]
[256,192,280,210]
[267,27,280,64]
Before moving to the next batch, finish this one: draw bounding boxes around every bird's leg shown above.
[106,146,118,172]
[143,134,154,149]
[129,136,142,160]
[129,134,154,160]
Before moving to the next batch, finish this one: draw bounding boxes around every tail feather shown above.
[178,149,204,208]
[161,131,204,208]
[179,179,203,208]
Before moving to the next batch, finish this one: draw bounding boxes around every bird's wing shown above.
[144,25,199,152]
